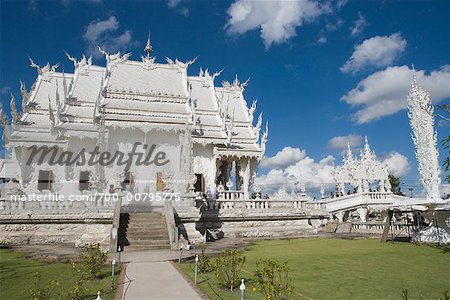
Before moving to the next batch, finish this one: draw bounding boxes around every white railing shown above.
[218,190,245,201]
[351,221,413,234]
[325,191,395,212]
[206,199,326,211]
[0,194,116,214]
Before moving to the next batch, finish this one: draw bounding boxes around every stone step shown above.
[126,219,166,224]
[128,213,164,218]
[128,217,166,222]
[125,244,171,251]
[118,212,171,251]
[126,239,170,245]
[126,226,167,232]
[126,234,168,238]
[125,230,168,236]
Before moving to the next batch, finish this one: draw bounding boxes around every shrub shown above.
[252,259,294,300]
[67,260,87,300]
[28,272,60,300]
[214,250,246,291]
[79,243,108,280]
[198,243,213,273]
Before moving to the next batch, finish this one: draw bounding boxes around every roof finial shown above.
[144,32,153,56]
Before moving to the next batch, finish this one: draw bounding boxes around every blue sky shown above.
[1,0,449,195]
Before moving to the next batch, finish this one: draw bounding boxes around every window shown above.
[156,172,164,192]
[38,170,53,191]
[79,171,90,191]
[122,171,134,191]
[194,173,205,193]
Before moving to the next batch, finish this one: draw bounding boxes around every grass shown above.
[179,237,450,300]
[0,249,120,300]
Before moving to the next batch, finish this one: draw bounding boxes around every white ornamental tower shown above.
[407,69,441,200]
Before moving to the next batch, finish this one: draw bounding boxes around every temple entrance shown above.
[156,172,164,192]
[194,173,205,193]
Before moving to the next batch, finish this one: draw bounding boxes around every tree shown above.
[436,104,450,183]
[388,174,405,196]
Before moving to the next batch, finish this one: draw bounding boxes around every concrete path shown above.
[121,261,202,300]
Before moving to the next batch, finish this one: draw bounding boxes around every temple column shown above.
[209,157,217,199]
[336,211,344,223]
[357,207,368,223]
[241,158,250,199]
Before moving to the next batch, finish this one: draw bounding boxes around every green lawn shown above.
[179,237,450,300]
[0,249,119,300]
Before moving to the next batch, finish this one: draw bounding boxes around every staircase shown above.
[118,212,171,251]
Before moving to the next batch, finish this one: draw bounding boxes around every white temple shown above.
[0,40,448,248]
[1,36,267,202]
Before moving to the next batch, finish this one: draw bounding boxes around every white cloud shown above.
[83,16,139,58]
[341,65,450,123]
[317,30,327,44]
[255,147,335,195]
[328,134,363,150]
[260,147,306,169]
[167,0,189,16]
[350,12,367,37]
[380,151,410,178]
[1,87,11,95]
[225,0,333,49]
[341,33,406,74]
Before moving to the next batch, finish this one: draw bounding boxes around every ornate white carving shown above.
[407,70,441,200]
[222,75,250,91]
[332,138,390,193]
[98,46,131,64]
[65,52,92,69]
[260,121,269,160]
[10,94,20,125]
[29,57,59,75]
[1,108,9,144]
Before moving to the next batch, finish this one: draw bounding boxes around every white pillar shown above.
[357,207,368,223]
[242,158,250,199]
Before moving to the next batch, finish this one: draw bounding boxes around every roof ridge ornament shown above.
[249,99,257,122]
[65,51,92,69]
[222,75,250,91]
[1,108,9,144]
[10,94,20,125]
[254,112,263,142]
[20,81,31,112]
[98,46,131,64]
[199,68,223,81]
[260,121,269,160]
[29,57,59,75]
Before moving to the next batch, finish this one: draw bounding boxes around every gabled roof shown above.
[28,72,74,111]
[188,76,227,143]
[70,65,105,104]
[107,60,189,98]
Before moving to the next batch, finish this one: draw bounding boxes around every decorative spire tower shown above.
[407,67,441,200]
[144,33,153,56]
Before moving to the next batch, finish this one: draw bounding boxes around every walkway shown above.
[119,250,202,300]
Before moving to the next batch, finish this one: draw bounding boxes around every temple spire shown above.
[144,33,153,56]
[411,64,417,87]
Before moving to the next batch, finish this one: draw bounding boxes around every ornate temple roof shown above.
[4,38,268,158]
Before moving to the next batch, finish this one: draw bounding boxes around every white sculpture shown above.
[407,69,441,200]
[332,137,390,194]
